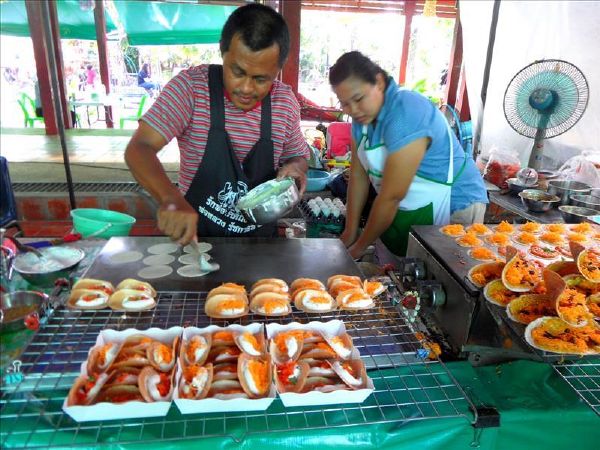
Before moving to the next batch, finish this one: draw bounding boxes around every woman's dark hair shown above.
[329,51,389,87]
[220,4,290,67]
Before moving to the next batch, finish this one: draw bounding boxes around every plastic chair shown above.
[17,93,44,128]
[119,94,149,129]
[0,156,22,236]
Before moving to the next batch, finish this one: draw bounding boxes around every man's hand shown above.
[277,156,308,195]
[157,196,198,245]
[347,241,367,260]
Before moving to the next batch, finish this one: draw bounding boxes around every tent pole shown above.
[40,0,77,209]
[472,0,501,156]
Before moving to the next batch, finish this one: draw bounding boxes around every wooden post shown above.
[455,65,470,121]
[444,16,463,106]
[48,1,72,128]
[399,0,416,86]
[280,0,301,94]
[94,0,113,128]
[24,0,58,135]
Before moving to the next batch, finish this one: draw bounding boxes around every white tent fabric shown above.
[460,0,600,170]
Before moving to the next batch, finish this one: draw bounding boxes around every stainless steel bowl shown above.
[518,189,561,213]
[236,177,300,225]
[1,291,48,333]
[12,246,85,287]
[558,205,598,223]
[547,180,591,205]
[507,177,538,194]
[569,194,600,212]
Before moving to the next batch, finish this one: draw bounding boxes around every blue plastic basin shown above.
[306,169,331,192]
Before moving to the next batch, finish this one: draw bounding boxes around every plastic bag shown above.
[557,154,600,188]
[483,147,521,189]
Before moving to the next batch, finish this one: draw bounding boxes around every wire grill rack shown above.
[1,291,474,448]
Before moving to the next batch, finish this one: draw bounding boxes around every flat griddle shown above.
[82,237,362,291]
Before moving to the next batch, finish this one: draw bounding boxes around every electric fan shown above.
[503,59,589,171]
[441,104,473,154]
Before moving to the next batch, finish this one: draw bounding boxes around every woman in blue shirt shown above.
[329,51,488,257]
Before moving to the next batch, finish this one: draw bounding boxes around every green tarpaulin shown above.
[0,0,117,40]
[113,1,237,46]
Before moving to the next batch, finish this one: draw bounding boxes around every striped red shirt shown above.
[142,64,309,194]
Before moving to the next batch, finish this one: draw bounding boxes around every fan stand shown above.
[528,114,551,170]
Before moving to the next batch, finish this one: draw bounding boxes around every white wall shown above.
[460,0,600,170]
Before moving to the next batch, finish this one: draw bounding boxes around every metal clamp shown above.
[3,360,24,385]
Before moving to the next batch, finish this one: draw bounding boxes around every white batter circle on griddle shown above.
[178,253,211,265]
[143,254,176,266]
[147,243,179,255]
[109,251,144,264]
[177,265,209,278]
[137,265,173,279]
[183,242,213,254]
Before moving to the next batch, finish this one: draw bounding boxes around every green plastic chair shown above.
[119,94,149,129]
[17,93,44,127]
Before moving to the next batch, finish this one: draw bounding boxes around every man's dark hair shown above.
[220,3,290,67]
[329,51,389,87]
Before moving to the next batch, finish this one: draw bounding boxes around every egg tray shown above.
[297,200,345,237]
[0,289,475,447]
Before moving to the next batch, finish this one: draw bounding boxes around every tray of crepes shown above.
[473,240,600,361]
[63,319,373,422]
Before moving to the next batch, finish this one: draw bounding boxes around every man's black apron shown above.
[184,65,277,237]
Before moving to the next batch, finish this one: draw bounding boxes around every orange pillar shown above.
[94,0,113,128]
[280,0,301,94]
[399,1,416,86]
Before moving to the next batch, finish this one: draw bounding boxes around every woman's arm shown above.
[348,137,428,258]
[340,139,370,247]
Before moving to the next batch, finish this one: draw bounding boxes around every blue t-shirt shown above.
[351,78,488,213]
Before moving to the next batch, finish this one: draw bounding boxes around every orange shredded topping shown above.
[471,247,496,261]
[511,298,556,323]
[567,232,587,243]
[487,233,511,246]
[558,289,590,325]
[155,343,173,363]
[531,327,588,354]
[216,299,245,312]
[487,282,520,306]
[364,281,384,296]
[504,258,542,288]
[571,223,593,234]
[263,298,288,314]
[540,232,564,244]
[242,332,260,351]
[546,224,566,233]
[496,221,514,233]
[519,221,541,233]
[440,224,465,236]
[579,249,600,282]
[246,359,269,393]
[213,331,235,343]
[470,264,503,286]
[467,223,490,235]
[587,296,600,317]
[457,233,482,247]
[516,232,538,245]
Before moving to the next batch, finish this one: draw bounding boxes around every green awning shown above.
[113,1,236,46]
[0,0,117,40]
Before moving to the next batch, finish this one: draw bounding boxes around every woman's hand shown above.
[339,227,358,248]
[348,242,367,260]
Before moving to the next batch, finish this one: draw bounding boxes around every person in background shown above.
[34,80,78,126]
[137,63,160,94]
[329,51,488,258]
[85,64,97,87]
[125,4,309,245]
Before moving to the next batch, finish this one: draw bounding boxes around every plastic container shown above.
[326,122,351,159]
[306,169,331,192]
[70,208,136,238]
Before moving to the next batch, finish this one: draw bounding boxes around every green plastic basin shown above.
[70,208,136,238]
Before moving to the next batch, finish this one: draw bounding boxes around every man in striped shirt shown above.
[125,4,309,244]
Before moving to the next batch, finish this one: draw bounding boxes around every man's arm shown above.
[125,121,198,244]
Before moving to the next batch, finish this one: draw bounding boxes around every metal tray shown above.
[0,290,474,448]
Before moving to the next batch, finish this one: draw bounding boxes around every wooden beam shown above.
[94,0,113,128]
[280,0,301,94]
[24,0,58,135]
[399,0,416,85]
[455,64,470,121]
[444,16,462,106]
[48,1,72,128]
